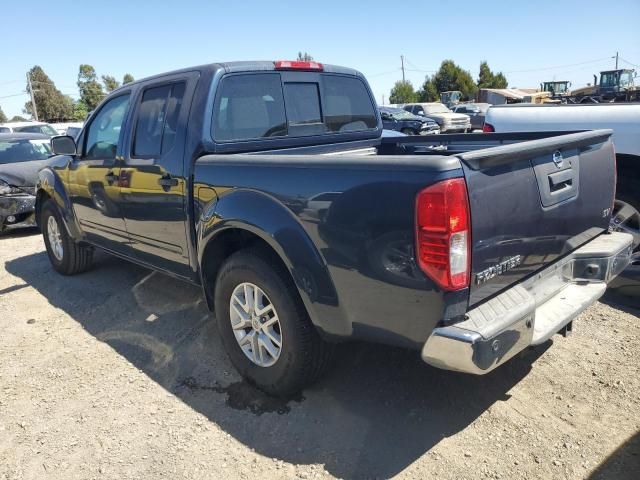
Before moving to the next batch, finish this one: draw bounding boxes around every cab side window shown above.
[132,82,186,158]
[84,94,130,160]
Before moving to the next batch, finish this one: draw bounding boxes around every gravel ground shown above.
[1,229,638,480]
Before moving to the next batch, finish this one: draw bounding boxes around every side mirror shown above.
[51,135,77,155]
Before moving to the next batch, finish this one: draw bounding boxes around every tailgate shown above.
[459,130,615,306]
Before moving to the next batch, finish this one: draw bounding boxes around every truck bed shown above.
[194,130,617,346]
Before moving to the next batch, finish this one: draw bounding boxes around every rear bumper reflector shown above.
[421,231,633,374]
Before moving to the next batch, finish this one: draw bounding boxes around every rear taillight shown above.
[482,122,495,133]
[415,178,471,291]
[274,60,324,71]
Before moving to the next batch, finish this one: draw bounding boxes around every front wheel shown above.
[41,200,94,275]
[214,250,333,396]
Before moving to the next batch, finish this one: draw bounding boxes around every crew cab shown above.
[36,61,632,396]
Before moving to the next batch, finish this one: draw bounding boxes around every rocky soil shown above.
[1,229,638,479]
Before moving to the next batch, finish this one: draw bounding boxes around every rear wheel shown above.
[611,199,640,250]
[41,200,94,275]
[214,250,333,396]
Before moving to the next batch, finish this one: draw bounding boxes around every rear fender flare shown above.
[198,189,349,338]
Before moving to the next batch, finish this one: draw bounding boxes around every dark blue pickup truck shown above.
[36,60,633,395]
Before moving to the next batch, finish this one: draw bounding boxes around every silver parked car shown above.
[403,103,471,133]
[451,103,490,131]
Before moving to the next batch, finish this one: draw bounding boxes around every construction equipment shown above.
[566,69,639,103]
[440,91,463,108]
[522,91,561,104]
[540,81,571,100]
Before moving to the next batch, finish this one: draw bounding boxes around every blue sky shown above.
[2,0,639,118]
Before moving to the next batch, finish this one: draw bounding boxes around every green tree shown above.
[77,64,104,111]
[71,98,88,121]
[9,115,27,122]
[24,66,74,122]
[122,73,134,84]
[477,61,508,89]
[418,77,439,102]
[0,106,7,123]
[102,75,120,92]
[389,80,418,104]
[418,60,477,102]
[297,52,314,61]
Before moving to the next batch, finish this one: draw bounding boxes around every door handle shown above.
[105,171,118,185]
[158,175,179,189]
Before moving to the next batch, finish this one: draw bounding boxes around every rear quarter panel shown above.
[194,155,463,348]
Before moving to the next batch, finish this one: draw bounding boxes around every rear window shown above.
[213,74,287,142]
[321,76,377,132]
[212,73,377,142]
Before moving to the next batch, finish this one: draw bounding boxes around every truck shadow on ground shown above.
[588,431,640,480]
[7,250,550,479]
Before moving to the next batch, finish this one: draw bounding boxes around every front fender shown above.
[198,189,349,338]
[37,164,82,240]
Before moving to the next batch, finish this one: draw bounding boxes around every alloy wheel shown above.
[47,215,64,261]
[229,282,282,367]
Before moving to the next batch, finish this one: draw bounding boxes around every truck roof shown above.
[113,61,363,93]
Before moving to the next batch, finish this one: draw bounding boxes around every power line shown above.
[505,57,612,74]
[0,92,27,99]
[403,57,436,74]
[619,57,639,68]
[365,68,401,78]
[0,79,23,86]
[405,68,437,73]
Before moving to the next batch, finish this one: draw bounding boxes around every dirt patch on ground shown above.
[1,230,638,479]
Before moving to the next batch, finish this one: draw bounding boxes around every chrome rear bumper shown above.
[422,232,633,374]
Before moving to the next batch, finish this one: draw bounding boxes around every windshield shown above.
[543,83,568,93]
[382,109,415,120]
[0,139,52,164]
[619,71,633,88]
[423,104,451,114]
[600,72,618,88]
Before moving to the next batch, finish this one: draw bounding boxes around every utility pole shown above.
[615,51,618,69]
[26,72,38,121]
[382,94,385,105]
[400,55,406,83]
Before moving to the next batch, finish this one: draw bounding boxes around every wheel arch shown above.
[197,190,349,339]
[36,167,82,240]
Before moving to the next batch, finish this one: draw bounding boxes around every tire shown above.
[214,249,333,396]
[41,199,94,275]
[611,198,640,251]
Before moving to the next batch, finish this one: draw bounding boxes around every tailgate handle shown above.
[548,169,574,193]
